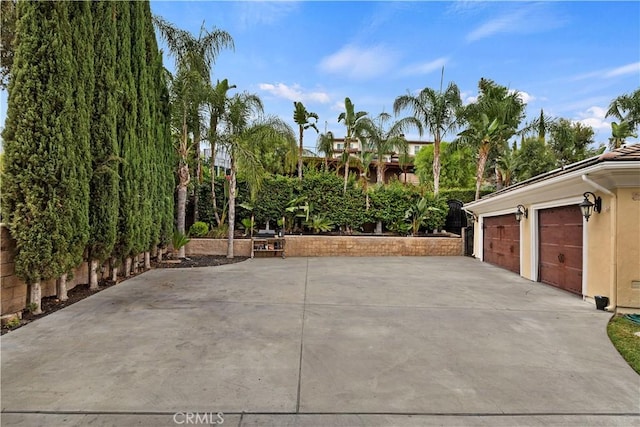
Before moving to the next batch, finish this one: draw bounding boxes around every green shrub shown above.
[305,214,334,234]
[369,181,419,231]
[171,230,190,252]
[188,221,209,237]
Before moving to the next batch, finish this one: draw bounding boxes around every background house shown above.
[329,138,433,184]
[464,144,640,313]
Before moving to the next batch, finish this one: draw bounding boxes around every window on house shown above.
[336,143,343,150]
[350,142,358,149]
[413,146,421,155]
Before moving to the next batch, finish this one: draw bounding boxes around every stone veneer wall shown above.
[1,225,108,317]
[185,235,463,257]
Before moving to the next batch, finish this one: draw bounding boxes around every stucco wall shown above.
[584,191,613,300]
[185,236,462,257]
[616,188,640,310]
[520,211,532,280]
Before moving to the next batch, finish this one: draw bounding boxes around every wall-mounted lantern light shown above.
[515,204,528,222]
[579,192,602,222]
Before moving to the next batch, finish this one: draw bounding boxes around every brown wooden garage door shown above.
[483,214,520,273]
[539,205,583,295]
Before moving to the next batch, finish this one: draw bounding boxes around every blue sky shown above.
[1,1,639,152]
[149,0,640,151]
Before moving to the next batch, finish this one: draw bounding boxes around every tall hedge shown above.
[130,0,152,256]
[88,0,119,264]
[113,1,138,264]
[1,2,85,293]
[65,0,93,274]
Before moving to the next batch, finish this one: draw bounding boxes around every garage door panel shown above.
[483,214,520,274]
[539,205,583,295]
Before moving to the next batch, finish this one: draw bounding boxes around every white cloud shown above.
[509,89,535,104]
[318,44,400,79]
[235,1,299,29]
[467,11,522,42]
[571,62,640,81]
[330,101,345,112]
[575,106,611,131]
[466,3,565,42]
[400,57,449,76]
[604,61,640,78]
[258,83,330,104]
[460,91,477,105]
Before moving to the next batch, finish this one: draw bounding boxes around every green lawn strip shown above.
[607,315,640,375]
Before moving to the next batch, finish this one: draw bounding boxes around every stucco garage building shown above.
[464,144,640,313]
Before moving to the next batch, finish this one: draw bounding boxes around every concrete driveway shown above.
[1,257,639,426]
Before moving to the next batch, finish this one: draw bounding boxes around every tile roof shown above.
[597,143,640,161]
[480,143,640,199]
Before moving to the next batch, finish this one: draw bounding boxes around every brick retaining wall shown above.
[1,225,107,317]
[185,235,463,257]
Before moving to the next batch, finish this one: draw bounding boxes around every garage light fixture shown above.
[515,205,528,222]
[579,192,602,222]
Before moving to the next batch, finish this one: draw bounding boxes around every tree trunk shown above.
[227,156,236,259]
[57,273,68,302]
[111,257,118,282]
[377,162,384,185]
[144,251,151,270]
[375,221,382,234]
[211,143,221,226]
[495,165,504,190]
[30,281,42,314]
[176,182,188,259]
[124,257,132,277]
[89,259,99,290]
[475,145,490,200]
[298,126,304,180]
[157,248,163,262]
[433,139,441,196]
[343,153,349,194]
[132,254,139,273]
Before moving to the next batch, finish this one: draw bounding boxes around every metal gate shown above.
[445,199,467,235]
[464,226,474,256]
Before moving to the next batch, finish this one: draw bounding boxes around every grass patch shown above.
[607,315,640,375]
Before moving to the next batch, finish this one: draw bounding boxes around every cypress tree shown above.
[142,0,170,263]
[131,0,153,269]
[113,1,138,277]
[1,1,82,313]
[87,0,119,288]
[59,0,93,298]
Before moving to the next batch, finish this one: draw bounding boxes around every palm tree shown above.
[222,93,295,258]
[456,78,525,200]
[167,66,206,257]
[293,101,319,180]
[338,97,368,194]
[393,71,461,195]
[609,120,637,150]
[360,112,421,184]
[606,88,640,132]
[153,16,233,257]
[205,78,236,227]
[496,146,517,188]
[316,130,335,171]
